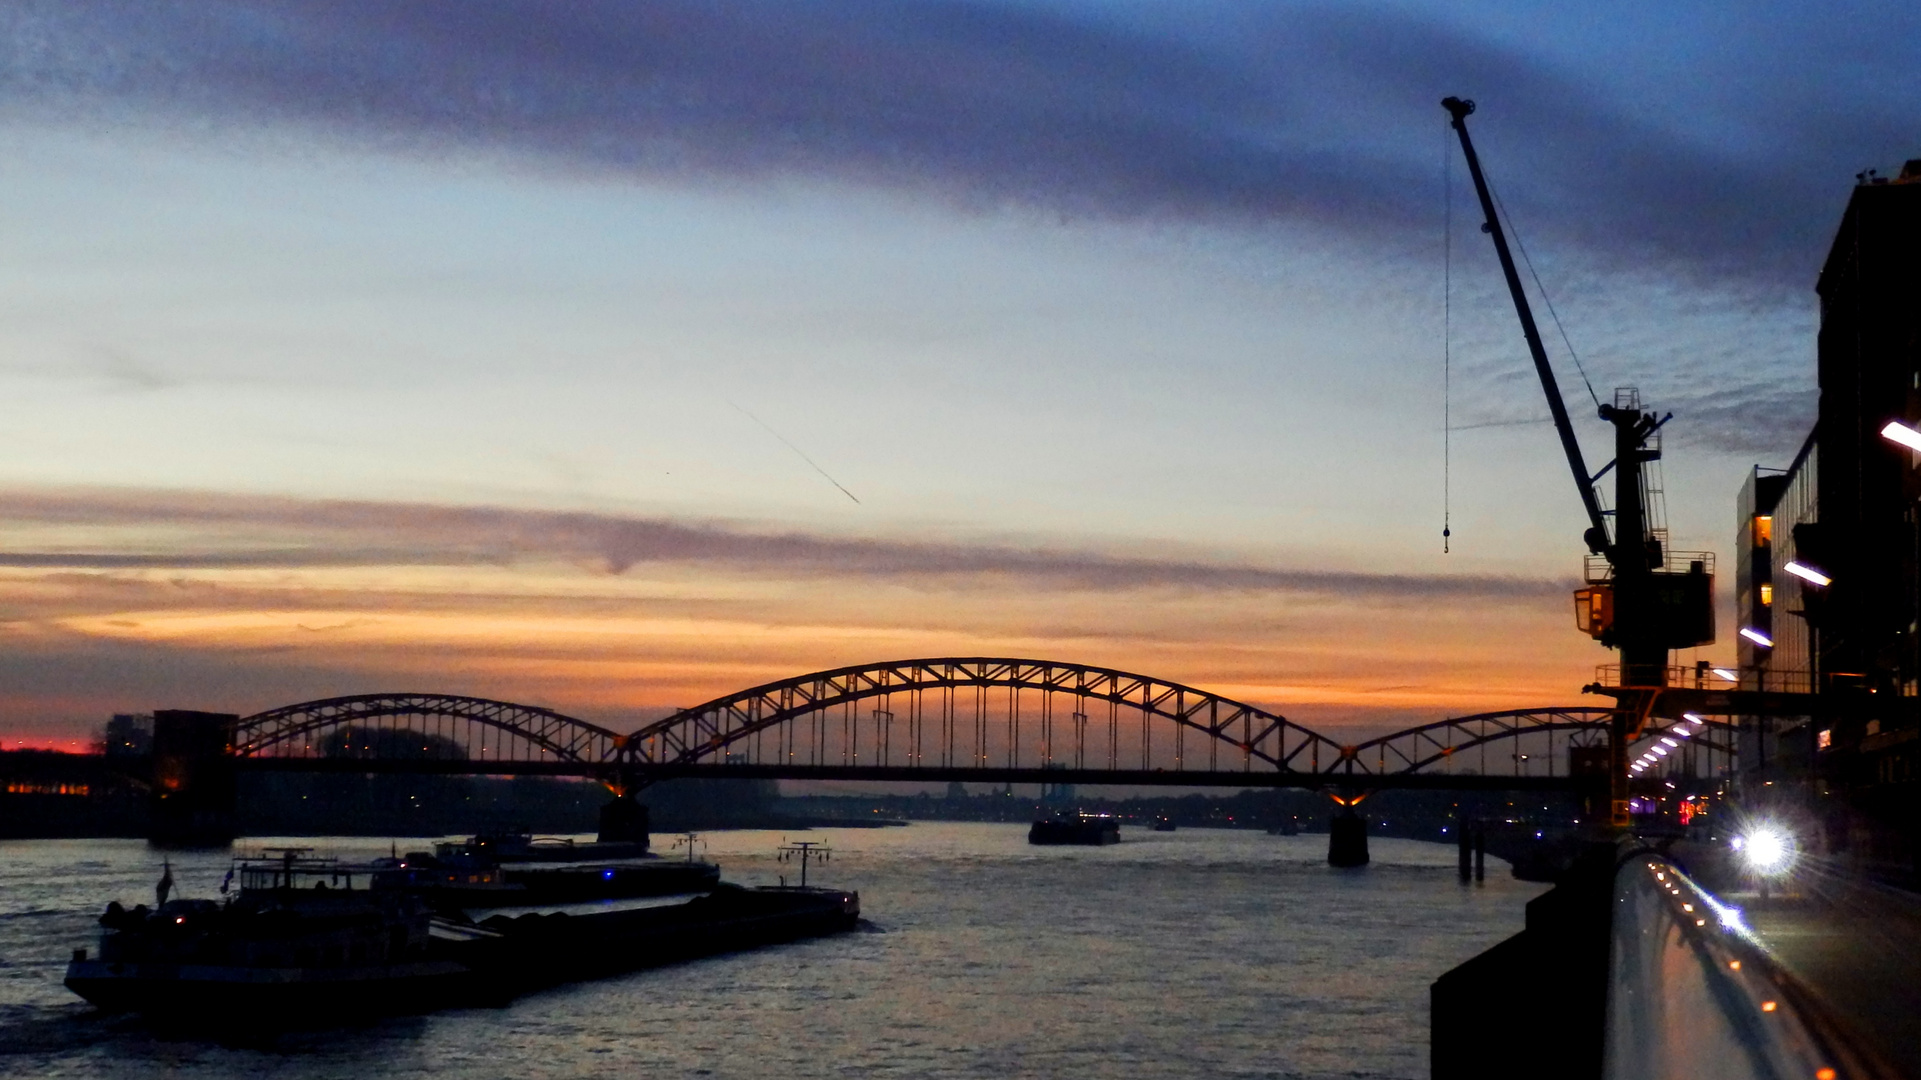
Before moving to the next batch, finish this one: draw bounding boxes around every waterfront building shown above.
[1735,159,1921,870]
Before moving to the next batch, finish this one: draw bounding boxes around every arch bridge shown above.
[227,657,1737,791]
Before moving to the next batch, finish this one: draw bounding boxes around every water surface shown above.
[0,824,1544,1079]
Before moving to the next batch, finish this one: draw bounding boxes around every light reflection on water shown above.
[0,824,1544,1079]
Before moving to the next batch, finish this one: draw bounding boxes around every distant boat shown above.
[1151,816,1177,832]
[1268,818,1301,836]
[1029,815,1121,846]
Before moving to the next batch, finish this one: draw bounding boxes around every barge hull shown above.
[64,958,476,1019]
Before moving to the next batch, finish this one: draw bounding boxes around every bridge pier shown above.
[149,710,238,847]
[598,794,649,850]
[1327,805,1369,867]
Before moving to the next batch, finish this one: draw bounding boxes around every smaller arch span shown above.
[235,693,625,768]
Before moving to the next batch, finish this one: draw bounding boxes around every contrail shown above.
[728,402,862,505]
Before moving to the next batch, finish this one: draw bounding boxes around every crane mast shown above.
[1442,97,1610,553]
[1442,97,1716,826]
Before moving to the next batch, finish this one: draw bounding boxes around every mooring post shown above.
[1474,826,1486,882]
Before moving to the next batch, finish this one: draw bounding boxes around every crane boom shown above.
[1442,96,1609,552]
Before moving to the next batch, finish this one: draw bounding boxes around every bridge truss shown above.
[235,693,626,770]
[619,658,1346,778]
[226,658,1736,790]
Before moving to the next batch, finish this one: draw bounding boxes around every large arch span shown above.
[227,658,1739,787]
[618,657,1347,777]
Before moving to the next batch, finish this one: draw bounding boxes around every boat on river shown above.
[1029,815,1121,845]
[64,845,859,1026]
[398,831,720,906]
[64,848,471,1021]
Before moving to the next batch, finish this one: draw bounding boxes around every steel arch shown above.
[619,657,1346,775]
[1333,707,1737,777]
[235,693,625,766]
[1335,707,1620,776]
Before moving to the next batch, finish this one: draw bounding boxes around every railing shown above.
[1592,665,1817,695]
[1583,548,1715,584]
[1605,856,1897,1079]
[1593,664,1739,690]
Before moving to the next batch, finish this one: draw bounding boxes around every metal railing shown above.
[1584,548,1715,584]
[1605,855,1898,1079]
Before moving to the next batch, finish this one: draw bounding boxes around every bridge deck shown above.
[233,757,1590,791]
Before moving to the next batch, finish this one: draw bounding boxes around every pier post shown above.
[1327,806,1369,867]
[1474,826,1486,882]
[1457,821,1472,881]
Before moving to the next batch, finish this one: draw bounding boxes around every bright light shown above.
[1881,419,1921,452]
[1653,746,1669,756]
[1711,668,1739,682]
[1661,737,1679,747]
[1740,827,1792,875]
[1684,712,1704,723]
[1740,627,1774,648]
[1783,561,1831,587]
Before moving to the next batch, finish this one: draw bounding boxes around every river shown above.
[0,823,1544,1079]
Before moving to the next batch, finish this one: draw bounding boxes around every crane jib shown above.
[1441,96,1610,553]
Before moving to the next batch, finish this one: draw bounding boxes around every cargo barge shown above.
[64,847,858,1026]
[398,832,720,906]
[1029,815,1121,845]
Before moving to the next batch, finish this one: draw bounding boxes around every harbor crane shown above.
[1442,97,1716,825]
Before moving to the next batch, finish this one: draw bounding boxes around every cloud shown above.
[3,1,1913,292]
[0,486,1570,600]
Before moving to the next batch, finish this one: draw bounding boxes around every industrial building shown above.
[1735,159,1921,875]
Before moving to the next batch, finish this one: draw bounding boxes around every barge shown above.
[1029,815,1121,845]
[65,846,858,1026]
[399,832,720,906]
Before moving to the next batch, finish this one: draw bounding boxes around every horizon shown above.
[3,1,1917,748]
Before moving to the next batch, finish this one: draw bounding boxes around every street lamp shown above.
[1880,420,1921,452]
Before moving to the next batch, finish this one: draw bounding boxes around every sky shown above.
[1,0,1917,750]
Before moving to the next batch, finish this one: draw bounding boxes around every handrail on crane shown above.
[1442,96,1611,555]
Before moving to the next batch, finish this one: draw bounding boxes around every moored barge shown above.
[65,846,859,1026]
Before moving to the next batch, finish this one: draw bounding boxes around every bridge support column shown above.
[149,710,237,848]
[598,794,649,850]
[1458,822,1472,881]
[1327,804,1368,867]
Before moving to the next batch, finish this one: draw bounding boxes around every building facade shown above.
[1734,161,1921,871]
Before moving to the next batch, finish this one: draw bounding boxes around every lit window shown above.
[1759,583,1773,606]
[1753,515,1773,546]
[1817,729,1832,750]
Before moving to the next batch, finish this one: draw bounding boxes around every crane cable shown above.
[1488,180,1603,411]
[1442,119,1452,554]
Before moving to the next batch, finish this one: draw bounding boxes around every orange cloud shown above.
[0,486,1612,744]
